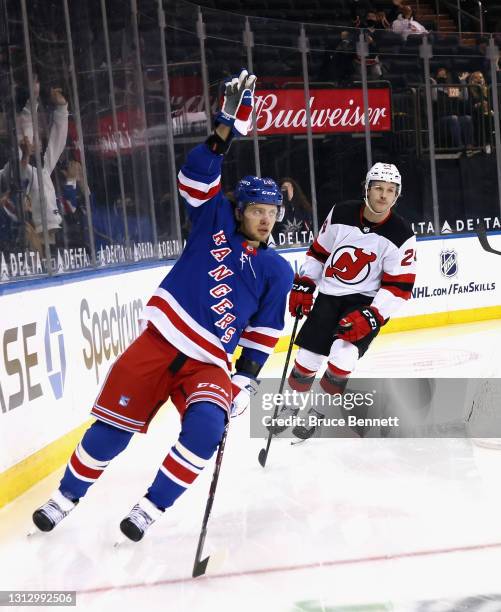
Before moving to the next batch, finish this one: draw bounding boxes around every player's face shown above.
[239,203,278,243]
[367,180,398,213]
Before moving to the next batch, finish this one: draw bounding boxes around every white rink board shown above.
[1,233,500,471]
[396,233,501,316]
[0,263,172,472]
[281,233,501,334]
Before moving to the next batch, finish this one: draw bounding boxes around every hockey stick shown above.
[258,315,301,468]
[192,421,229,578]
[475,221,501,255]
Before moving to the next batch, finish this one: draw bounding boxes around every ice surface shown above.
[2,320,501,611]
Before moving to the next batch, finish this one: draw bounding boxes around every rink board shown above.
[1,233,501,506]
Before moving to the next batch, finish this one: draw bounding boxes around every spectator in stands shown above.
[431,67,473,152]
[271,177,313,247]
[319,31,356,85]
[478,39,501,83]
[375,10,391,30]
[350,0,374,28]
[468,71,494,153]
[365,11,379,33]
[0,172,50,256]
[386,0,407,22]
[392,5,427,40]
[0,80,67,253]
[0,191,21,254]
[57,160,151,252]
[353,12,384,80]
[57,159,88,249]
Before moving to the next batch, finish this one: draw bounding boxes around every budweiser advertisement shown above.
[253,88,391,134]
[95,86,392,156]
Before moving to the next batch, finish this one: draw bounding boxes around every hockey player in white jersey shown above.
[285,163,417,439]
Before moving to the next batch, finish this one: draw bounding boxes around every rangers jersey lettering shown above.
[141,143,294,374]
[300,201,416,320]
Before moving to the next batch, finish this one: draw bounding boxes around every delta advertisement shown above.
[1,234,500,471]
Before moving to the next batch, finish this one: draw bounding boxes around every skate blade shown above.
[113,532,130,548]
[291,438,308,446]
[27,527,40,537]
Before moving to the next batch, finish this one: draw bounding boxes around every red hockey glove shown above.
[288,275,316,318]
[337,306,384,343]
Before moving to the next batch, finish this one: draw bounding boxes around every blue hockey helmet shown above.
[234,175,285,221]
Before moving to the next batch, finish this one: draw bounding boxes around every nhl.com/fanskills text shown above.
[412,281,496,299]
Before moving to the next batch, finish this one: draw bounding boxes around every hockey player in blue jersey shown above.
[33,70,294,541]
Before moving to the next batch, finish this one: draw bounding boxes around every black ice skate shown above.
[267,406,299,435]
[268,363,316,435]
[32,490,79,532]
[119,496,164,542]
[292,407,325,440]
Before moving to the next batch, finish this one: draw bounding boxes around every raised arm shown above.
[177,69,256,219]
[44,88,69,174]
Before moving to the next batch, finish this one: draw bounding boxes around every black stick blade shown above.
[192,548,228,577]
[258,448,267,468]
[192,556,209,578]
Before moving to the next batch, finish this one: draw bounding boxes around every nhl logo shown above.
[440,250,458,277]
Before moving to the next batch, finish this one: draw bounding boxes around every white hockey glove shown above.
[215,69,256,137]
[230,373,259,417]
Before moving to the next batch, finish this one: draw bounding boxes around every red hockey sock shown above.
[319,362,350,395]
[288,360,317,392]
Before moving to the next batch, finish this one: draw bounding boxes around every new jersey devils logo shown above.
[325,246,377,284]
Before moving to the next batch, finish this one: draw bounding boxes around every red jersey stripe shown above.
[307,251,323,264]
[177,179,221,201]
[147,295,231,370]
[382,285,412,299]
[311,239,330,256]
[240,329,278,349]
[382,272,416,284]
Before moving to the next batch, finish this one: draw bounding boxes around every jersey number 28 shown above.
[400,249,416,266]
